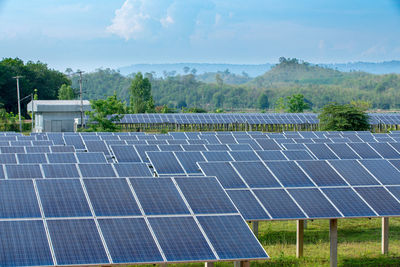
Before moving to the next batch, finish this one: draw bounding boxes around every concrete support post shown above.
[297,220,304,258]
[330,219,338,267]
[234,261,250,267]
[252,221,259,238]
[382,217,389,255]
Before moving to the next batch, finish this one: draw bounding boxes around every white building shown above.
[27,100,91,132]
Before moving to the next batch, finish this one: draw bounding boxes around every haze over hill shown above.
[118,60,400,77]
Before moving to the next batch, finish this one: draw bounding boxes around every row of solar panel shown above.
[0,163,152,178]
[0,177,268,266]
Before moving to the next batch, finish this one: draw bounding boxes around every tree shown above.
[350,100,371,112]
[257,93,269,110]
[58,84,76,100]
[215,74,223,88]
[319,103,370,131]
[86,92,126,131]
[129,72,154,113]
[191,68,197,75]
[183,66,190,74]
[286,94,309,112]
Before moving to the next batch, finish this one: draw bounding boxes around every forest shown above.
[69,57,400,112]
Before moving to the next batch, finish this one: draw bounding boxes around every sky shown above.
[1,0,400,72]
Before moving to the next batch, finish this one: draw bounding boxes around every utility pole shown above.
[12,75,23,132]
[76,70,84,128]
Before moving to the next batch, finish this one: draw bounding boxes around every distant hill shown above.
[118,60,400,78]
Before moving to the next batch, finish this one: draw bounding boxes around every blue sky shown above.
[1,0,400,72]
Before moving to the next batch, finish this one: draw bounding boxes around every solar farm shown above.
[3,130,400,266]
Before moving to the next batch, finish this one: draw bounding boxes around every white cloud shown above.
[160,15,174,28]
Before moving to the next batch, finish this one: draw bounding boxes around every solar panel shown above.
[216,135,237,144]
[146,151,185,175]
[84,140,110,155]
[36,179,91,217]
[202,151,233,162]
[63,135,85,150]
[174,151,205,174]
[321,187,376,217]
[0,154,17,164]
[78,163,117,178]
[360,159,400,185]
[181,144,207,151]
[255,139,281,150]
[42,164,80,178]
[111,145,141,162]
[305,144,338,160]
[282,143,306,150]
[5,164,43,179]
[50,145,75,153]
[175,177,238,214]
[25,146,50,153]
[287,188,342,218]
[84,179,141,216]
[355,187,400,216]
[130,178,190,215]
[16,153,47,164]
[76,152,107,163]
[264,161,314,187]
[206,144,229,151]
[0,180,41,218]
[134,145,160,163]
[369,143,400,158]
[47,219,109,265]
[0,146,25,153]
[226,190,269,220]
[228,144,253,151]
[158,144,183,151]
[329,160,379,185]
[232,161,281,188]
[326,143,360,159]
[347,143,382,159]
[46,153,77,163]
[198,162,247,189]
[282,150,314,160]
[297,161,346,186]
[113,163,152,177]
[253,189,305,219]
[148,216,215,261]
[98,218,163,263]
[229,151,260,161]
[0,220,53,266]
[197,215,268,259]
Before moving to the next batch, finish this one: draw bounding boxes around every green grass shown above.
[137,218,400,267]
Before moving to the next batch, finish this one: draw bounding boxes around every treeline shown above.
[0,58,70,116]
[69,59,400,111]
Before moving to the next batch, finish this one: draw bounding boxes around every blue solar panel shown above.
[389,159,400,171]
[158,144,183,151]
[42,164,80,178]
[232,161,281,188]
[255,139,281,150]
[329,160,379,185]
[0,180,41,218]
[355,187,400,216]
[98,218,163,263]
[360,159,400,185]
[321,187,375,217]
[198,215,268,259]
[297,161,346,186]
[5,164,43,179]
[282,143,306,150]
[305,144,338,160]
[347,143,382,159]
[50,145,75,153]
[175,177,237,214]
[76,152,107,163]
[226,190,270,220]
[264,161,314,187]
[85,140,110,155]
[84,179,141,216]
[130,178,190,215]
[181,144,206,151]
[47,219,109,265]
[0,153,16,164]
[63,135,85,149]
[198,162,247,189]
[147,151,185,175]
[369,143,400,158]
[282,150,314,160]
[46,153,77,163]
[0,220,53,267]
[17,153,47,164]
[111,145,142,162]
[134,145,160,162]
[253,189,305,219]
[326,143,360,159]
[113,163,152,177]
[206,144,229,151]
[148,217,215,262]
[26,146,51,153]
[229,151,260,161]
[202,151,233,162]
[288,188,342,218]
[228,144,253,151]
[174,151,205,174]
[36,179,91,217]
[78,163,117,178]
[255,150,286,161]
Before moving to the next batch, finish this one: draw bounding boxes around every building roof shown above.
[27,100,91,112]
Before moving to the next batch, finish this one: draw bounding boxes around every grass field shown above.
[151,217,400,267]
